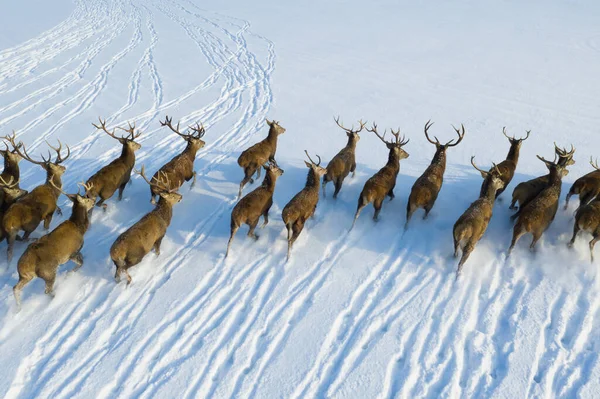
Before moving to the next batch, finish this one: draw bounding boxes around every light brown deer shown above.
[85,118,141,212]
[351,123,409,229]
[568,198,600,262]
[151,116,206,204]
[226,160,284,257]
[480,127,530,199]
[237,119,286,197]
[110,166,182,285]
[509,144,575,213]
[406,120,465,229]
[508,155,566,254]
[322,117,366,199]
[564,157,600,211]
[2,140,70,263]
[282,151,326,260]
[453,157,504,278]
[13,181,95,311]
[1,132,23,184]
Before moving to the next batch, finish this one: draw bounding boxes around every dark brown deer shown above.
[508,155,566,254]
[13,181,95,311]
[351,123,410,229]
[454,157,504,278]
[568,198,600,262]
[481,127,530,199]
[237,119,286,197]
[509,144,575,212]
[1,132,23,184]
[282,151,326,260]
[150,116,206,204]
[226,160,284,257]
[322,117,366,199]
[2,140,70,263]
[564,158,600,211]
[110,166,182,285]
[406,120,465,229]
[85,118,141,212]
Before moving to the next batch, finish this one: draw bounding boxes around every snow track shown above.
[1,0,600,398]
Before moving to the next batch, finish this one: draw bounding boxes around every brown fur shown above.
[322,117,366,199]
[508,155,566,253]
[480,127,530,199]
[568,199,600,262]
[13,183,95,310]
[282,152,326,260]
[0,132,23,185]
[150,116,206,204]
[0,176,28,244]
[564,157,600,211]
[226,161,284,257]
[237,119,286,197]
[453,157,505,277]
[351,123,410,229]
[406,121,465,228]
[510,144,575,213]
[2,140,70,263]
[110,166,182,285]
[85,118,142,212]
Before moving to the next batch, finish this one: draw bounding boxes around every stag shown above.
[351,123,409,229]
[226,160,284,257]
[322,116,366,199]
[453,157,504,277]
[564,157,600,211]
[508,155,566,253]
[481,127,530,199]
[568,198,600,262]
[237,119,286,197]
[151,116,206,204]
[13,181,95,310]
[282,151,326,260]
[2,140,70,263]
[85,118,142,212]
[1,132,23,184]
[406,120,465,228]
[0,176,27,244]
[110,166,182,285]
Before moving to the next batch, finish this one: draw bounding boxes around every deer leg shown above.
[262,208,270,228]
[43,213,53,230]
[453,235,461,258]
[43,274,57,297]
[226,225,239,258]
[55,206,62,216]
[118,182,127,201]
[6,232,16,264]
[70,252,84,273]
[351,163,357,178]
[153,236,164,256]
[96,198,107,212]
[255,167,261,180]
[239,168,255,197]
[13,274,34,311]
[247,217,260,241]
[387,189,395,201]
[568,222,581,248]
[373,198,384,222]
[190,171,197,189]
[322,177,329,198]
[423,204,433,220]
[509,196,518,210]
[351,197,367,231]
[589,235,600,263]
[508,226,526,254]
[564,191,574,210]
[287,220,304,260]
[530,231,542,252]
[405,203,416,231]
[333,178,343,199]
[456,241,475,279]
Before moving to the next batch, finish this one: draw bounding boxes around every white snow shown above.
[1,0,600,397]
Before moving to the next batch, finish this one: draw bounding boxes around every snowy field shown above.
[1,0,600,397]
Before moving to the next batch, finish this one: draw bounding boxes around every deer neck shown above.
[266,128,279,149]
[481,181,500,203]
[182,141,199,159]
[346,136,358,150]
[155,197,174,223]
[386,150,401,173]
[120,144,136,166]
[261,170,279,192]
[506,144,520,162]
[46,173,63,192]
[70,204,91,233]
[430,148,447,170]
[305,169,321,190]
[3,158,19,179]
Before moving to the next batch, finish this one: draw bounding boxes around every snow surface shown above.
[1,0,600,397]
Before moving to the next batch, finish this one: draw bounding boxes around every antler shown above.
[14,141,50,166]
[334,116,366,134]
[447,124,465,147]
[503,126,530,141]
[304,150,321,166]
[117,121,141,141]
[134,165,173,193]
[390,128,409,146]
[590,157,600,171]
[45,139,70,164]
[423,120,439,145]
[160,115,205,139]
[471,156,488,175]
[93,118,122,141]
[537,154,557,167]
[0,175,19,188]
[366,122,388,144]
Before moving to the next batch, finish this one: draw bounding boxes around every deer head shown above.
[93,118,142,152]
[0,175,27,202]
[334,116,366,144]
[262,159,285,177]
[471,156,504,191]
[304,150,327,178]
[1,132,23,165]
[423,120,465,151]
[503,126,530,148]
[50,179,96,211]
[160,115,206,152]
[367,122,410,160]
[554,142,576,167]
[135,165,183,205]
[15,139,70,178]
[266,119,286,135]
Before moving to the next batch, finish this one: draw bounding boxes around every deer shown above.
[568,198,600,262]
[282,151,326,260]
[508,155,566,254]
[150,116,206,204]
[453,157,504,278]
[480,127,530,199]
[0,176,28,244]
[2,140,70,263]
[564,157,600,212]
[1,132,23,184]
[237,119,286,198]
[351,123,410,229]
[13,181,95,311]
[509,144,575,212]
[322,116,366,199]
[110,166,182,285]
[406,120,465,229]
[84,118,142,213]
[226,160,284,257]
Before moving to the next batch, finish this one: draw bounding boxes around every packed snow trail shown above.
[1,0,600,398]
